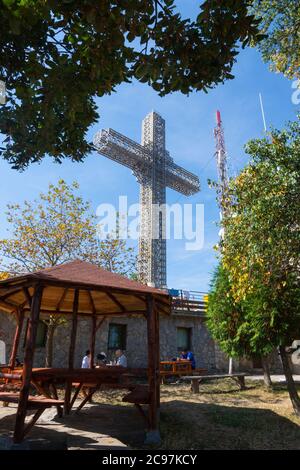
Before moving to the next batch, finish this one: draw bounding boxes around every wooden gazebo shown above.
[0,260,171,444]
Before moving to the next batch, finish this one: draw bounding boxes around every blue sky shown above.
[0,1,298,291]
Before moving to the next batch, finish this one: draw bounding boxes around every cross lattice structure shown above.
[93,111,200,288]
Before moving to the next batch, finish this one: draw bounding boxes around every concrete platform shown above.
[0,401,146,450]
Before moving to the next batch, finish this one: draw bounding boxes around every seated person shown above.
[180,349,196,370]
[115,349,127,367]
[81,350,91,368]
[96,352,107,367]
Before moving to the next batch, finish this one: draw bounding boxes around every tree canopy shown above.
[208,117,300,413]
[0,178,136,366]
[0,0,261,169]
[222,116,300,318]
[251,0,300,79]
[0,179,136,277]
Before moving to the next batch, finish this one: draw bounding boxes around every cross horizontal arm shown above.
[166,156,200,196]
[93,128,151,171]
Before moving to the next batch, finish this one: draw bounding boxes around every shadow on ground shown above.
[1,398,299,450]
[158,400,300,450]
[0,403,146,449]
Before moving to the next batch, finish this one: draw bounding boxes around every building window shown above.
[24,320,47,348]
[108,323,127,350]
[177,327,191,351]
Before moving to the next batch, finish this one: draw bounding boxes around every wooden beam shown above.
[147,295,159,433]
[22,408,45,439]
[36,278,169,300]
[23,287,32,307]
[104,291,126,312]
[0,287,23,302]
[13,283,44,443]
[88,291,96,315]
[56,288,68,311]
[64,288,79,415]
[90,314,97,368]
[9,308,25,369]
[23,308,147,317]
[0,299,19,310]
[0,300,16,314]
[154,300,160,410]
[96,316,106,332]
[69,289,79,369]
[0,281,34,300]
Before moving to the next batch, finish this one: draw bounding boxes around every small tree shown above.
[217,117,300,415]
[0,179,136,366]
[206,264,273,388]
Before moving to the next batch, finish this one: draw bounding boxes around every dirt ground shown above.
[90,378,300,450]
[1,378,300,449]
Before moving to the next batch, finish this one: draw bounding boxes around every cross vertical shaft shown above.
[138,112,167,287]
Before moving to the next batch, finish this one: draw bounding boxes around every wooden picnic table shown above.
[1,366,147,415]
[160,360,193,383]
[160,360,192,374]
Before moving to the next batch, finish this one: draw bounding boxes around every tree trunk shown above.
[261,356,272,389]
[45,323,56,368]
[279,345,300,417]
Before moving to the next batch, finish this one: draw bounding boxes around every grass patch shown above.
[70,378,300,449]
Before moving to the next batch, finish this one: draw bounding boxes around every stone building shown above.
[0,306,217,370]
[0,299,290,373]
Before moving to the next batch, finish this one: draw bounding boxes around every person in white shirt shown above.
[81,350,91,368]
[115,349,127,367]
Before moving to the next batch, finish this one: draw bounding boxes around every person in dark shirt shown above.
[180,349,196,369]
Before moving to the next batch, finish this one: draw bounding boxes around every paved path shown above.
[0,401,146,449]
[246,374,300,383]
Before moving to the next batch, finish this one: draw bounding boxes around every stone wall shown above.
[0,311,215,369]
[0,310,291,374]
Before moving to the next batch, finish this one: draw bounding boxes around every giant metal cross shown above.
[93,111,200,288]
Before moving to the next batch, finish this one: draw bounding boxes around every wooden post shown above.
[9,308,25,369]
[13,283,44,443]
[90,314,97,368]
[64,289,79,414]
[191,378,200,393]
[154,301,160,409]
[145,295,160,445]
[69,289,79,369]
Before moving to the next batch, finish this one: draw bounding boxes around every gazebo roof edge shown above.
[0,260,170,298]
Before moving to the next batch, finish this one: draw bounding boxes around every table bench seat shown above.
[0,392,64,409]
[122,385,150,405]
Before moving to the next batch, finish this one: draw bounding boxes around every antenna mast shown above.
[214,110,229,235]
[213,110,233,374]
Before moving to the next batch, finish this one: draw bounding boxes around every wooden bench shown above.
[0,370,23,406]
[183,373,247,393]
[0,392,64,440]
[122,385,150,424]
[122,385,150,404]
[160,368,207,383]
[0,392,64,409]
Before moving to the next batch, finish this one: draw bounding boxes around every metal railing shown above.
[168,289,207,314]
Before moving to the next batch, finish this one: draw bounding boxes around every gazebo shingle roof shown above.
[0,260,170,317]
[18,260,166,294]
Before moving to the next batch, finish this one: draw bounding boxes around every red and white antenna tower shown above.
[214,110,229,215]
[213,110,233,374]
